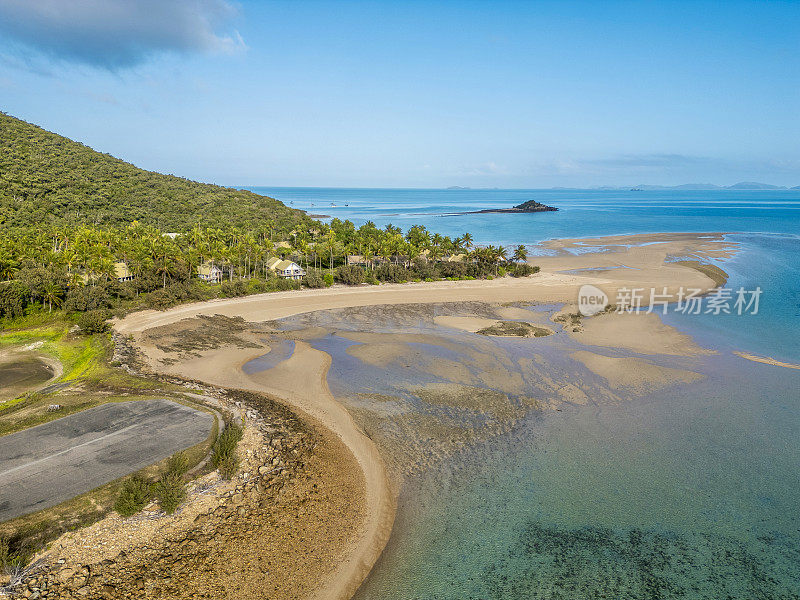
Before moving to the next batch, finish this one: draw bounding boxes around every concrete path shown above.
[0,399,214,522]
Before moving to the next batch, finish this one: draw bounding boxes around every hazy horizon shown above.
[244,182,800,191]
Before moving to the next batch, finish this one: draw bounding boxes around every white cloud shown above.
[0,0,245,71]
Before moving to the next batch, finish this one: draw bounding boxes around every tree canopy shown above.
[0,111,312,232]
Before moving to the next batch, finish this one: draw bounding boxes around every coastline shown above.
[112,231,735,598]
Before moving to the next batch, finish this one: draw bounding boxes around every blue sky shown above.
[0,0,798,188]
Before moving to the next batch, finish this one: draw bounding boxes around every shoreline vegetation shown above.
[1,112,535,331]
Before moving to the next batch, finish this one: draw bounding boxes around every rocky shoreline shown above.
[5,392,307,599]
[3,357,364,600]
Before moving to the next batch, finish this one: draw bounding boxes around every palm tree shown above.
[43,282,63,312]
[513,245,527,263]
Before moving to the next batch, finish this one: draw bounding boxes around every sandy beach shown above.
[113,232,735,599]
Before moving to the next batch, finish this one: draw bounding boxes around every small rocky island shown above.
[465,199,558,214]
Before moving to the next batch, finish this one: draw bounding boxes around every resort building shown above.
[197,262,223,283]
[267,257,306,280]
[346,255,368,266]
[114,262,135,282]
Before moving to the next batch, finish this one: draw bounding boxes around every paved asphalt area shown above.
[0,400,213,522]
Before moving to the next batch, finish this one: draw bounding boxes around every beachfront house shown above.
[197,262,223,283]
[267,257,306,280]
[346,255,368,266]
[114,262,135,282]
[78,261,135,285]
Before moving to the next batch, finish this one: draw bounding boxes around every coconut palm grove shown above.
[0,113,534,325]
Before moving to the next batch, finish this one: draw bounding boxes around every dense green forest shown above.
[0,112,312,231]
[0,112,536,325]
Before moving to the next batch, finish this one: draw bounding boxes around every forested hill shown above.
[0,112,311,232]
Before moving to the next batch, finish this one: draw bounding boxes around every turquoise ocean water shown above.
[245,187,800,598]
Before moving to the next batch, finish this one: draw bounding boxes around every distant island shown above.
[594,181,796,191]
[465,200,558,214]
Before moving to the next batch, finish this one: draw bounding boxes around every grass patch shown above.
[0,536,26,571]
[0,479,121,565]
[0,394,159,437]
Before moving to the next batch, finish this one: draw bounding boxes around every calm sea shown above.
[244,187,800,599]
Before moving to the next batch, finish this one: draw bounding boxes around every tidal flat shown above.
[245,302,799,600]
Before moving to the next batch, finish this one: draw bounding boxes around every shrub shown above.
[0,281,27,319]
[114,474,153,517]
[509,263,539,277]
[438,262,467,278]
[336,265,365,285]
[77,309,109,334]
[64,285,113,313]
[0,536,9,569]
[131,271,164,294]
[497,266,507,277]
[274,277,301,291]
[153,452,190,514]
[410,259,437,280]
[0,536,25,572]
[304,269,325,288]
[374,264,410,283]
[165,451,190,477]
[154,472,185,514]
[220,280,248,297]
[167,282,204,301]
[147,288,175,309]
[323,272,334,287]
[211,422,243,480]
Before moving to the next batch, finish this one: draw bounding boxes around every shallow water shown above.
[355,352,800,599]
[250,303,800,598]
[664,232,800,363]
[238,188,800,596]
[241,340,295,374]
